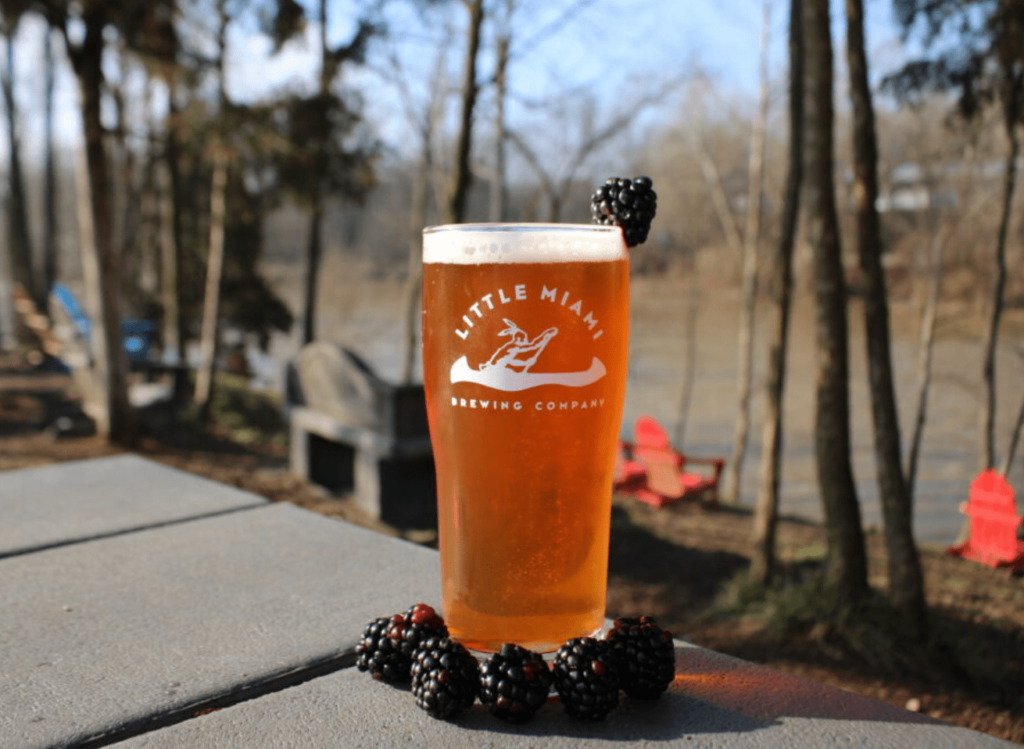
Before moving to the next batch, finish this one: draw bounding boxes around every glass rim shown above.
[423,222,619,235]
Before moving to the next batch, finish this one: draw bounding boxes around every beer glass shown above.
[421,224,630,653]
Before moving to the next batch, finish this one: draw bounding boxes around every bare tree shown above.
[845,0,925,634]
[445,0,484,224]
[41,25,58,300]
[1003,394,1024,476]
[490,0,514,222]
[158,149,183,363]
[979,89,1019,471]
[397,38,450,384]
[300,0,330,345]
[803,0,867,600]
[884,0,1024,475]
[509,79,684,222]
[673,268,701,448]
[750,0,802,586]
[2,10,39,310]
[52,1,136,443]
[722,0,771,506]
[906,141,978,498]
[194,0,231,418]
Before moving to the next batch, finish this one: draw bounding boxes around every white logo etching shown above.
[450,319,606,392]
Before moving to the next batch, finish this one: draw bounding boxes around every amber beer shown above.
[422,224,630,652]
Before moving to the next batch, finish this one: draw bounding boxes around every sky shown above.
[0,0,911,168]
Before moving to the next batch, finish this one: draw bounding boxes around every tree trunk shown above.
[979,75,1020,471]
[445,0,484,224]
[301,197,323,355]
[750,0,802,586]
[194,148,228,417]
[723,1,771,506]
[906,222,946,497]
[68,8,135,444]
[490,29,510,223]
[3,30,38,310]
[138,99,160,298]
[195,0,230,417]
[673,267,701,448]
[1003,393,1024,476]
[803,0,867,600]
[399,40,448,385]
[402,141,431,384]
[690,127,743,254]
[158,159,181,362]
[301,0,330,346]
[301,189,324,344]
[845,0,926,634]
[161,86,186,363]
[42,27,58,302]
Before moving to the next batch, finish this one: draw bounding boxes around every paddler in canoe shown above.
[480,319,558,373]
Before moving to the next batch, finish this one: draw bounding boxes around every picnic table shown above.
[0,455,1014,749]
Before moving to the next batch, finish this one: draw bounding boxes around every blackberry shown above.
[354,603,448,683]
[606,616,676,699]
[590,175,658,248]
[411,636,480,720]
[354,617,407,682]
[552,637,622,720]
[389,602,449,661]
[479,643,552,723]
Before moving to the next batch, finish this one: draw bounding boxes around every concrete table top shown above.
[0,501,441,749]
[118,643,1016,749]
[0,455,1016,749]
[0,454,267,557]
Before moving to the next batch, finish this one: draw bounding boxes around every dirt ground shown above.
[1,355,1022,744]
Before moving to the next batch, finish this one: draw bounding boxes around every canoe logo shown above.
[450,319,606,392]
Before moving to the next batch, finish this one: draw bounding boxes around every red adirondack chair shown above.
[612,441,646,492]
[946,469,1024,570]
[613,415,725,508]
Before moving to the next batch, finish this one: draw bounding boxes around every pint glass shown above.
[422,224,630,653]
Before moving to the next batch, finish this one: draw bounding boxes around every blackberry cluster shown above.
[411,636,481,720]
[606,616,676,699]
[552,637,622,720]
[479,643,552,723]
[354,603,447,683]
[356,604,676,724]
[590,175,658,248]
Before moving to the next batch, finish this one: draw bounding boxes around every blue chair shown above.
[51,284,158,362]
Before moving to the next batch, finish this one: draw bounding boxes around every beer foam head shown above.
[423,223,626,264]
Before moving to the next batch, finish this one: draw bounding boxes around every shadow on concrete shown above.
[607,504,749,617]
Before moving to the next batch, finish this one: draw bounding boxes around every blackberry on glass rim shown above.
[590,175,658,248]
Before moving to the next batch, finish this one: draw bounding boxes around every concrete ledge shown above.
[290,407,432,458]
[0,454,268,557]
[290,407,436,528]
[117,642,1015,748]
[0,503,441,749]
